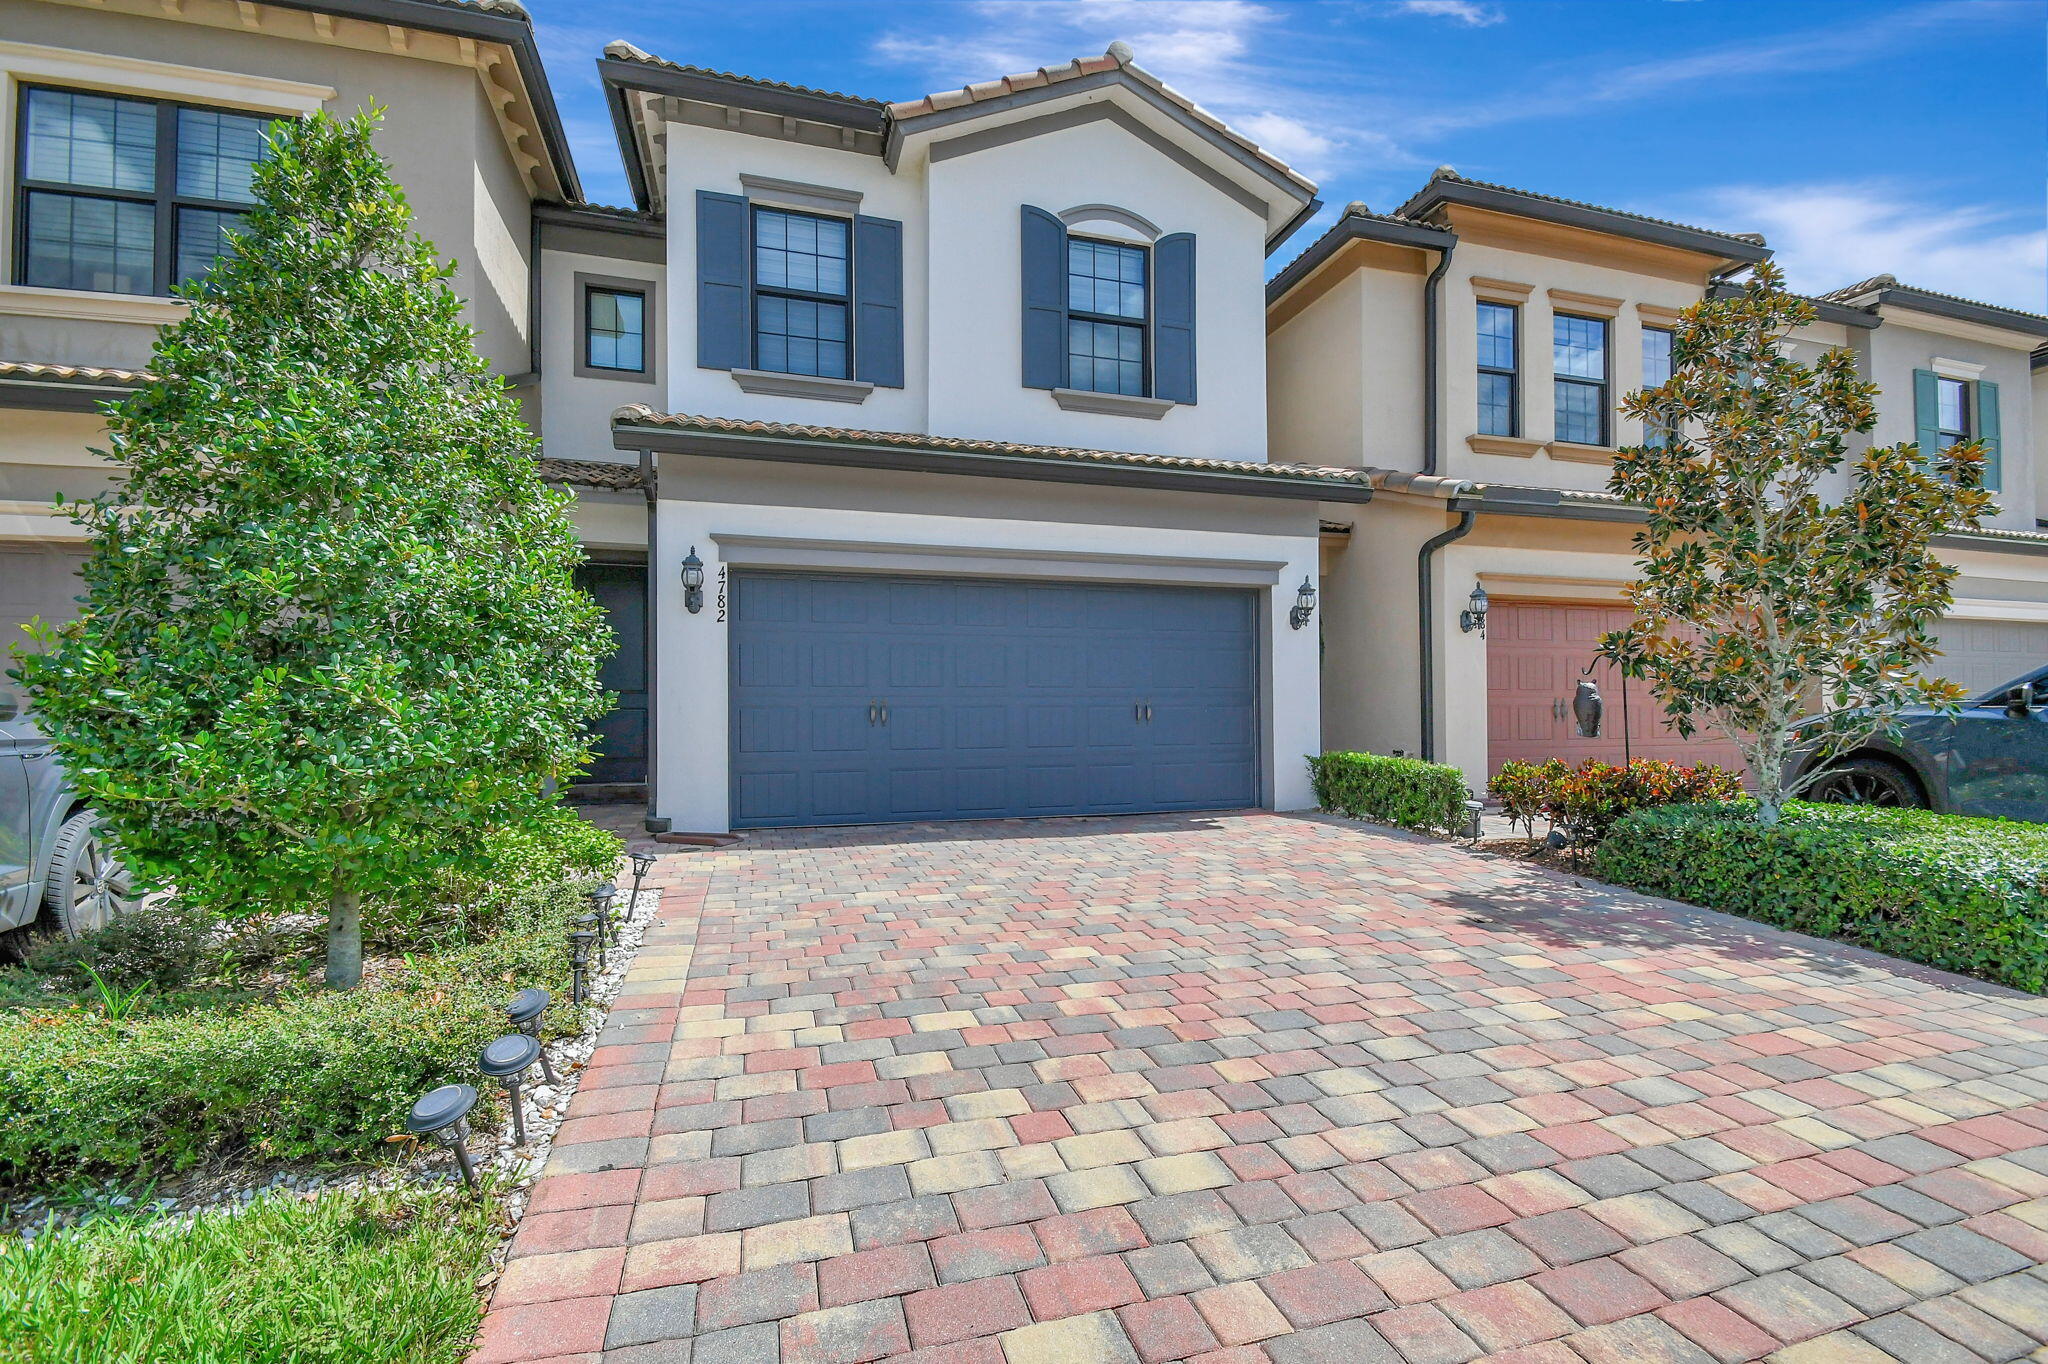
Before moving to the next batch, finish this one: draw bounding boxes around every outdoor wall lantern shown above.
[506,988,560,1086]
[681,547,706,614]
[1288,577,1318,630]
[569,929,595,1005]
[1460,583,1489,637]
[479,1033,543,1149]
[406,1083,480,1192]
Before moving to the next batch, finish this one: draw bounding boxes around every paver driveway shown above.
[472,812,2048,1364]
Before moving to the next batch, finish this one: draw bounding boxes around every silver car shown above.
[0,688,134,939]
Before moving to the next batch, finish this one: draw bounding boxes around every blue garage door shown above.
[730,571,1259,828]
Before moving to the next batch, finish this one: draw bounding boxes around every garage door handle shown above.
[868,701,878,726]
[878,702,888,726]
[1135,702,1143,723]
[1144,703,1153,723]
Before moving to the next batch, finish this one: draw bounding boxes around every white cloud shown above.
[1392,1,1504,26]
[1673,183,2047,313]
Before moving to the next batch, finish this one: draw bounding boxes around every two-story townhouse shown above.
[1269,172,2048,794]
[595,41,1358,835]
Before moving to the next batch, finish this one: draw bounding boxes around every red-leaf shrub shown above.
[1488,758,1743,845]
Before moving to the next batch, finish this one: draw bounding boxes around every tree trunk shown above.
[326,884,363,990]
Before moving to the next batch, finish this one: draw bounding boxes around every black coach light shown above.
[1461,583,1490,637]
[506,988,560,1086]
[406,1083,480,1192]
[681,547,705,614]
[479,1034,543,1149]
[1289,576,1318,631]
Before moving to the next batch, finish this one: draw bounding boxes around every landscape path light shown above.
[628,851,656,910]
[569,929,595,1005]
[478,1033,543,1148]
[575,910,608,973]
[406,1083,480,1193]
[506,987,560,1085]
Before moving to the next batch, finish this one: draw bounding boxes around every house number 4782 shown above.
[716,565,728,623]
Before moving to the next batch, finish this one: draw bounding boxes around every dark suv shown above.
[1,690,134,939]
[1795,668,2048,822]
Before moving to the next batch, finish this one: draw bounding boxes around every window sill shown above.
[1050,388,1175,420]
[1547,440,1618,463]
[730,369,874,404]
[0,284,188,326]
[1466,433,1543,458]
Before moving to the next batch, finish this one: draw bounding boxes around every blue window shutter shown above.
[1912,368,1941,457]
[1977,379,2002,490]
[1020,205,1066,390]
[854,215,904,388]
[1153,232,1197,404]
[696,190,749,371]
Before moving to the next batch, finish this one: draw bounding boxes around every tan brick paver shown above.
[471,812,2048,1363]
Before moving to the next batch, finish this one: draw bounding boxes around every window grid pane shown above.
[755,294,848,379]
[587,288,646,371]
[25,191,154,294]
[1937,378,1970,443]
[753,208,848,298]
[174,206,246,285]
[1553,314,1607,380]
[1067,239,1146,321]
[1642,327,1674,447]
[1067,318,1144,396]
[1556,380,1605,447]
[26,88,156,192]
[1477,303,1518,436]
[1478,373,1516,438]
[176,107,270,204]
[1476,302,1517,372]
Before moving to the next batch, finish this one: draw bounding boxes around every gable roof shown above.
[1267,202,1455,308]
[599,41,1317,246]
[1396,169,1769,265]
[1818,274,2048,339]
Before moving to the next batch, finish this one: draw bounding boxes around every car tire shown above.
[1807,757,1927,809]
[44,812,137,940]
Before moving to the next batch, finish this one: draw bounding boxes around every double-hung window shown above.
[18,85,271,296]
[1553,313,1610,447]
[1641,326,1674,448]
[751,206,850,379]
[1066,236,1147,396]
[1476,302,1519,437]
[1935,376,1971,450]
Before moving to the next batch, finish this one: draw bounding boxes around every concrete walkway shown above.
[472,811,2048,1364]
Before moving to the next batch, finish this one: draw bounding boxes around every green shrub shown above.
[1309,752,1469,837]
[1593,801,2048,992]
[1488,758,1742,845]
[0,880,581,1178]
[370,805,624,951]
[0,1184,497,1363]
[23,899,219,993]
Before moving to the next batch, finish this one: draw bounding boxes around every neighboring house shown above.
[1268,174,2048,791]
[0,4,1350,835]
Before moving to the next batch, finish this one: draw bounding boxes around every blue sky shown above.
[529,0,2047,310]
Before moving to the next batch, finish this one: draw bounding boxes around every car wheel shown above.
[44,812,138,940]
[1807,758,1926,809]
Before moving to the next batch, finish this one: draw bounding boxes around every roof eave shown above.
[1267,214,1456,307]
[1404,181,1769,266]
[612,419,1374,504]
[1875,288,2048,340]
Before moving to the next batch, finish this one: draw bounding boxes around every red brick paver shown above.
[474,812,2048,1362]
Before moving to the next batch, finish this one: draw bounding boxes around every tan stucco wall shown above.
[0,0,534,373]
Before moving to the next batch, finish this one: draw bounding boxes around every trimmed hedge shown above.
[1593,802,2048,993]
[1309,752,1468,837]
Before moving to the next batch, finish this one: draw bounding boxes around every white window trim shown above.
[1931,356,1988,380]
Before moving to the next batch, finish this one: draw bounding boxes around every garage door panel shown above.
[730,572,1259,827]
[1934,619,2048,696]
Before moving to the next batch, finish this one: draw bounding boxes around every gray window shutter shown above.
[1020,205,1066,390]
[1153,232,1196,404]
[1912,368,1941,456]
[696,191,749,371]
[1978,379,2002,490]
[854,215,904,388]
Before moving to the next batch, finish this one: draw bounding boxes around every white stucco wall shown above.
[539,245,665,464]
[649,483,1322,833]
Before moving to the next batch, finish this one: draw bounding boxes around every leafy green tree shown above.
[1599,263,1992,824]
[14,109,609,988]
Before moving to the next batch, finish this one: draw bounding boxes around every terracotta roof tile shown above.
[1818,273,2048,325]
[536,457,645,491]
[601,41,886,109]
[1398,169,1766,251]
[611,406,1376,489]
[0,359,149,387]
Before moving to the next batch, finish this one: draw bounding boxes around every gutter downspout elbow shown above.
[1417,505,1477,763]
[1422,242,1455,477]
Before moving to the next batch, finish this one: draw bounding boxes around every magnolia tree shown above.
[1599,263,1993,824]
[14,110,609,988]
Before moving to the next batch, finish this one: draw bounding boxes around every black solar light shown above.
[575,911,608,973]
[628,852,655,911]
[506,988,560,1086]
[1462,799,1485,843]
[569,929,595,1005]
[587,882,618,955]
[406,1083,480,1192]
[479,1033,543,1148]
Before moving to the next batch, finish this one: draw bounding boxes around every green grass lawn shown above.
[0,1184,499,1364]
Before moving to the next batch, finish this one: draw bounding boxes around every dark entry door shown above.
[728,571,1259,828]
[575,562,648,785]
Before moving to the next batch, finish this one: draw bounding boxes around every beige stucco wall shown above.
[0,0,534,374]
[1268,256,1428,473]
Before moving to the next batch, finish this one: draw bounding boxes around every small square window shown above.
[585,285,647,374]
